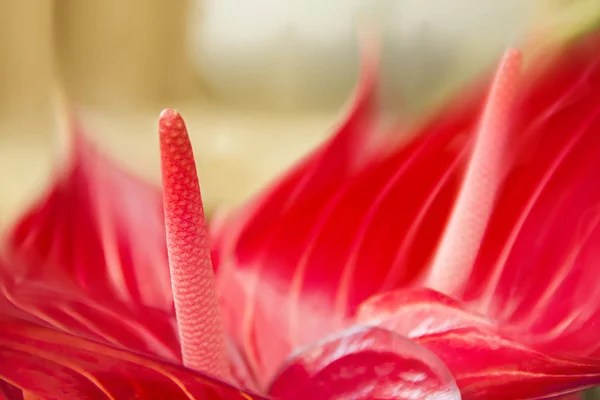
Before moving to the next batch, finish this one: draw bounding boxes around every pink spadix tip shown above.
[158,108,229,380]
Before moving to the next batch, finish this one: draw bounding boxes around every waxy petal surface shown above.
[461,34,600,362]
[269,326,460,400]
[213,38,485,385]
[0,320,265,400]
[0,115,178,360]
[214,30,600,395]
[357,289,600,399]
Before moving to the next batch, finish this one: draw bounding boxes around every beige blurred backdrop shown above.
[0,0,596,229]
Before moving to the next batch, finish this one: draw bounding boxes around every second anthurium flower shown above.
[2,30,600,400]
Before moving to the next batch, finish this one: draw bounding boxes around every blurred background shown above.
[0,0,598,229]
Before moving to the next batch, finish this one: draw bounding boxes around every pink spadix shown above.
[425,49,523,294]
[158,109,230,380]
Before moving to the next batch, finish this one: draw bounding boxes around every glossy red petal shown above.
[459,33,600,358]
[552,394,584,400]
[213,36,393,385]
[215,26,600,393]
[0,319,266,400]
[268,326,460,400]
[357,289,600,399]
[0,380,23,400]
[213,34,485,385]
[0,113,179,360]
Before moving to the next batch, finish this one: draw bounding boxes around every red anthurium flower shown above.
[2,28,600,399]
